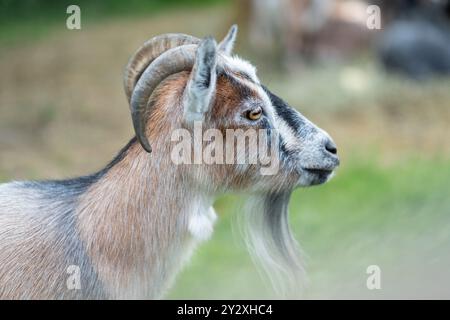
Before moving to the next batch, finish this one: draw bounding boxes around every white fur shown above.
[222,55,259,83]
[188,205,217,241]
[273,114,299,151]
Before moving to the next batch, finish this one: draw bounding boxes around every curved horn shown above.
[124,34,201,103]
[130,44,199,153]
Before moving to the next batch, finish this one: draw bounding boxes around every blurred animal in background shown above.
[376,0,450,79]
[237,0,450,79]
[236,0,373,68]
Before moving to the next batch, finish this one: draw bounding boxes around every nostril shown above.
[327,145,337,155]
[325,140,337,155]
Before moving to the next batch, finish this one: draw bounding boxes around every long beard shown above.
[239,191,305,298]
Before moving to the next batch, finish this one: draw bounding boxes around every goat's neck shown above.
[76,141,215,298]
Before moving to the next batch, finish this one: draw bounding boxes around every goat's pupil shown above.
[248,108,262,120]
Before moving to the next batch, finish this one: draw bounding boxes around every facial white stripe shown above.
[222,55,259,84]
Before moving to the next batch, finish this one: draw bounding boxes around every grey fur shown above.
[0,180,106,299]
[240,192,305,298]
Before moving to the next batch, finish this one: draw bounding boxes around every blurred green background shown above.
[0,0,449,299]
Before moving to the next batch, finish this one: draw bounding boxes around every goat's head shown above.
[124,25,339,192]
[124,25,339,296]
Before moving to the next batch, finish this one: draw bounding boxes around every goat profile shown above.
[0,25,339,299]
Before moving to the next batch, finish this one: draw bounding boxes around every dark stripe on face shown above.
[262,86,304,132]
[278,134,288,156]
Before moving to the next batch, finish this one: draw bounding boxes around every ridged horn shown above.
[130,44,199,153]
[123,34,201,103]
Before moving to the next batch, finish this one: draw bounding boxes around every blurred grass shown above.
[0,1,449,299]
[169,157,450,299]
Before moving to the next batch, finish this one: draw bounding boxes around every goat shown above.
[0,25,339,299]
[377,0,450,79]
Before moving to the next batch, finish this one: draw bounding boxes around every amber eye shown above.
[247,107,262,121]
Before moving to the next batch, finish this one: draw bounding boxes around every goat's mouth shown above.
[303,168,333,175]
[298,167,335,186]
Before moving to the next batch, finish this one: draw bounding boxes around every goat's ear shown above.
[218,24,238,55]
[184,37,218,123]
